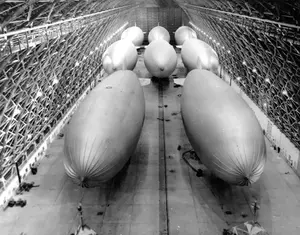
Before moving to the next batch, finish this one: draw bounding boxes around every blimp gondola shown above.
[63,70,145,187]
[181,69,266,186]
[102,39,138,75]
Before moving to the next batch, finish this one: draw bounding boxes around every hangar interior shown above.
[0,0,300,235]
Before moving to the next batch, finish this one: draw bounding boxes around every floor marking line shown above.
[158,81,169,235]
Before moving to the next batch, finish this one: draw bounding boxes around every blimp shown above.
[174,26,197,45]
[181,69,266,186]
[102,39,138,75]
[121,26,144,46]
[148,26,170,43]
[63,70,145,187]
[181,38,219,74]
[144,39,177,78]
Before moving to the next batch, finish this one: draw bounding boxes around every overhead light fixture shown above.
[36,91,42,98]
[282,90,288,96]
[13,108,21,117]
[53,78,59,84]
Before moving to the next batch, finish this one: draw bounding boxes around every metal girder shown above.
[184,3,300,30]
[0,4,138,56]
[153,0,179,7]
[0,0,137,32]
[3,0,61,2]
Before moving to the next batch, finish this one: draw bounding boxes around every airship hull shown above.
[181,39,219,74]
[63,70,145,187]
[175,26,197,45]
[148,26,170,43]
[102,40,138,75]
[181,69,266,186]
[144,39,177,78]
[121,26,144,46]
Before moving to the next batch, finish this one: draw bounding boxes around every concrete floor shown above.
[1,50,300,235]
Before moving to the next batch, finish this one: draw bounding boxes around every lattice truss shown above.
[178,0,300,150]
[0,0,138,181]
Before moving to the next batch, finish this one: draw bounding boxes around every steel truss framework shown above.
[0,1,138,189]
[0,5,133,56]
[0,0,130,32]
[182,3,300,151]
[178,0,299,25]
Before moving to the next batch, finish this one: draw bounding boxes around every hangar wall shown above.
[129,7,189,43]
[228,78,300,176]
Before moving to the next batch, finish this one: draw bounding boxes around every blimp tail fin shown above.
[196,56,202,69]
